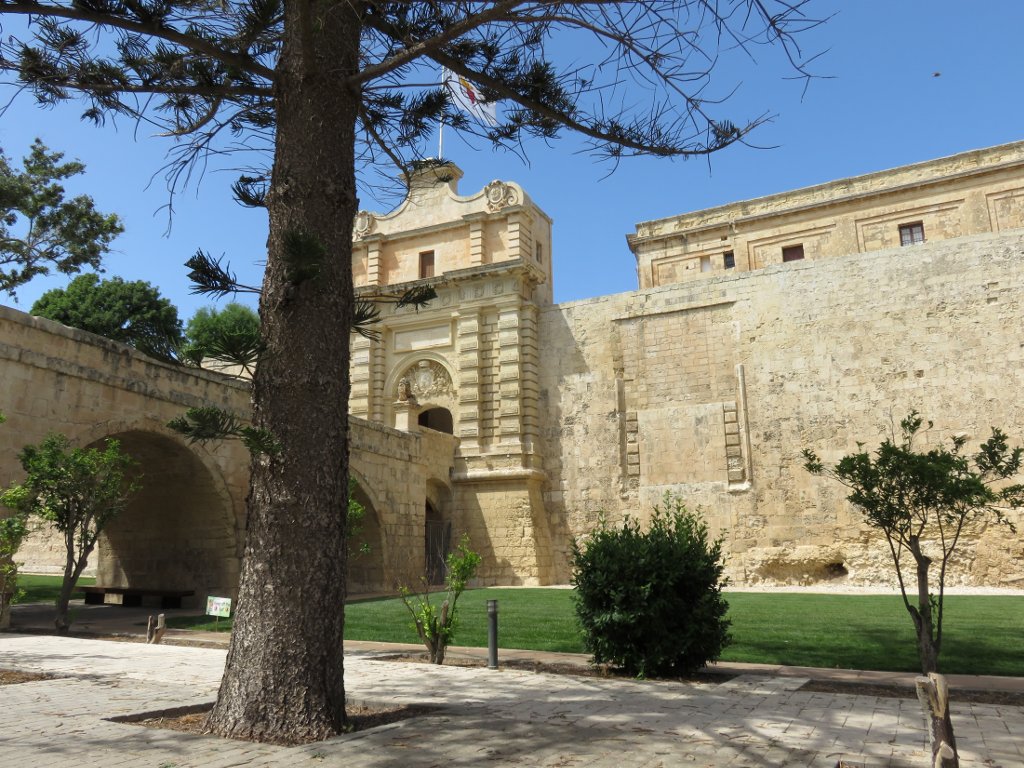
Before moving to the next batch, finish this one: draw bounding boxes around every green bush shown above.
[571,493,731,677]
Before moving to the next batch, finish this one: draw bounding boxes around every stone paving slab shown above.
[1,634,1021,767]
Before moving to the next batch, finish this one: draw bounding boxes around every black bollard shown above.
[487,599,499,669]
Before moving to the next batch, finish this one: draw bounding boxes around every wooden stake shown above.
[146,613,166,645]
[915,672,958,768]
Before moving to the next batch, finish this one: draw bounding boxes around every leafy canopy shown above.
[1,433,139,543]
[182,302,261,369]
[0,139,123,297]
[31,273,184,362]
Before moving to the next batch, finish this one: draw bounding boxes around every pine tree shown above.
[0,0,823,742]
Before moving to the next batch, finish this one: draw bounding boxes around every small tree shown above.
[803,412,1023,675]
[399,534,481,665]
[0,509,29,629]
[0,139,123,297]
[0,410,29,628]
[572,493,731,678]
[0,434,139,633]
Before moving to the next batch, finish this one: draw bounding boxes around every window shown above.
[781,244,805,262]
[723,251,735,269]
[899,222,925,246]
[535,242,544,263]
[419,251,435,279]
[700,255,712,273]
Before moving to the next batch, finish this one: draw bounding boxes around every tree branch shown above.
[1,1,277,81]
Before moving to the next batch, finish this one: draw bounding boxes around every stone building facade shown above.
[6,143,1023,597]
[355,143,1024,589]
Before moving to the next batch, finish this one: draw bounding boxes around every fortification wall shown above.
[539,230,1024,588]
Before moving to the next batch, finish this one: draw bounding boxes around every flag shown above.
[442,68,499,127]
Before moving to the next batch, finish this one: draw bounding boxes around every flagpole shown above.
[438,65,445,159]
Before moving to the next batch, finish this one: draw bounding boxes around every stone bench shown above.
[81,586,194,609]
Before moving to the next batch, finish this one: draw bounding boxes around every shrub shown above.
[399,534,481,664]
[571,493,731,677]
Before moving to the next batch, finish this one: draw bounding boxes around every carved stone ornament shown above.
[484,180,519,212]
[395,360,453,402]
[354,210,376,237]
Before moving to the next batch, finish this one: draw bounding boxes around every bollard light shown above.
[487,598,499,669]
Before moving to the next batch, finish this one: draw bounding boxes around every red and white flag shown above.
[443,68,499,126]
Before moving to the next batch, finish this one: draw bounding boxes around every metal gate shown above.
[425,516,452,585]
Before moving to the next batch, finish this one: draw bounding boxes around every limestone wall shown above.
[539,230,1024,588]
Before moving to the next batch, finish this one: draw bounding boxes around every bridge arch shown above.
[347,465,386,594]
[72,420,240,607]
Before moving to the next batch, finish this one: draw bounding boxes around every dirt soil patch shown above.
[800,679,1024,706]
[111,702,435,743]
[0,668,52,685]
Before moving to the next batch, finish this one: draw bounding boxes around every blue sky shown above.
[2,2,1023,320]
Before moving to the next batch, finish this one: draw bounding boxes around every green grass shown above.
[14,574,95,604]
[163,588,1024,676]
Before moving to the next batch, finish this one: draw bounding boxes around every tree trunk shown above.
[54,552,90,634]
[205,0,361,745]
[909,536,938,674]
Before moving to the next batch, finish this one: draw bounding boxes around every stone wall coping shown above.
[628,140,1024,247]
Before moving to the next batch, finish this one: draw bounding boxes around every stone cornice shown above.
[629,141,1024,249]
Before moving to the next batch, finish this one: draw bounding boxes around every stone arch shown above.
[78,424,239,608]
[384,353,458,430]
[347,466,386,594]
[418,407,454,434]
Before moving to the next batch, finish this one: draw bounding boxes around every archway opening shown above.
[417,407,454,434]
[347,480,385,594]
[92,431,237,608]
[424,501,451,585]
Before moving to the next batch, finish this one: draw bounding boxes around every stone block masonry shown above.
[539,230,1024,587]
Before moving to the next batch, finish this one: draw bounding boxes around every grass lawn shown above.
[164,588,1024,677]
[14,574,96,604]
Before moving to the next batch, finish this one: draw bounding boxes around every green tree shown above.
[399,534,481,665]
[803,413,1024,674]
[571,493,731,677]
[0,139,123,297]
[31,274,184,362]
[0,434,139,633]
[0,411,32,629]
[182,302,261,373]
[0,0,822,742]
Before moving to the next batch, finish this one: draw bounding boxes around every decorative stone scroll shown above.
[484,180,519,211]
[394,359,454,403]
[354,210,376,237]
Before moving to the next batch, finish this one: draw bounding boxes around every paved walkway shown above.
[1,632,1021,768]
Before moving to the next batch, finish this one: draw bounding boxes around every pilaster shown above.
[456,310,483,451]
